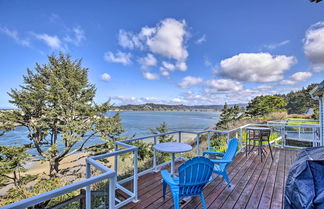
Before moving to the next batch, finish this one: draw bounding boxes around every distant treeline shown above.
[112,103,247,112]
[277,83,319,115]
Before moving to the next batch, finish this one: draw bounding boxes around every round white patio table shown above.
[154,142,192,177]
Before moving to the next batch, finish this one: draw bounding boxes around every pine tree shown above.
[216,103,242,129]
[0,145,35,188]
[0,53,124,177]
[246,95,287,117]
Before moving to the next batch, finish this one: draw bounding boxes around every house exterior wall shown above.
[320,96,324,146]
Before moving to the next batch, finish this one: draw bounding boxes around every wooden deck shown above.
[120,148,300,209]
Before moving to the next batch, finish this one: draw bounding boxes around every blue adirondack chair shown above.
[203,137,238,186]
[161,156,214,209]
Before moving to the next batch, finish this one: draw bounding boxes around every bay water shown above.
[0,111,220,155]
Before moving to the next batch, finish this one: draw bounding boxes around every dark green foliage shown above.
[210,134,228,153]
[246,95,287,117]
[2,177,77,206]
[282,83,319,114]
[114,103,246,111]
[150,122,174,143]
[0,145,36,189]
[150,122,174,163]
[216,103,242,129]
[312,106,319,120]
[0,53,123,177]
[130,141,153,161]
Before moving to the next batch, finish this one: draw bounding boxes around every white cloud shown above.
[226,85,298,104]
[313,64,324,72]
[220,53,296,82]
[280,71,312,85]
[205,79,243,93]
[0,25,86,51]
[170,98,186,103]
[49,13,60,23]
[290,72,312,81]
[112,96,138,104]
[117,18,189,72]
[118,29,143,49]
[160,70,170,77]
[176,61,187,71]
[104,51,132,65]
[142,97,161,103]
[101,73,111,81]
[195,34,206,44]
[146,18,188,62]
[179,84,289,105]
[264,40,290,50]
[304,22,324,71]
[112,95,190,105]
[161,61,176,71]
[138,53,157,69]
[204,57,219,74]
[64,26,85,46]
[0,26,30,47]
[143,72,159,80]
[279,80,295,85]
[178,76,203,88]
[112,96,162,105]
[33,33,63,50]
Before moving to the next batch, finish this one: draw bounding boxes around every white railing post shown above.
[207,131,211,151]
[283,127,287,148]
[109,176,115,209]
[133,148,139,202]
[153,136,157,172]
[178,131,182,143]
[240,128,243,152]
[312,127,317,147]
[86,163,91,209]
[196,133,200,155]
[298,125,301,140]
[227,132,230,142]
[114,142,118,175]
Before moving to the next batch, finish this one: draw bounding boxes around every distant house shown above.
[305,108,314,115]
[310,80,324,145]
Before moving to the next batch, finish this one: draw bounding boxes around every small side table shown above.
[154,142,192,177]
[246,127,273,162]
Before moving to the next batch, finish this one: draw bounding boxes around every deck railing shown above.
[1,141,138,209]
[2,121,321,209]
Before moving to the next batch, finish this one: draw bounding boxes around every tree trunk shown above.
[13,171,18,187]
[49,158,60,177]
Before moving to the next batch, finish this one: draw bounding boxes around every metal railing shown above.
[1,141,138,209]
[2,121,321,209]
[267,120,321,147]
[267,119,319,126]
[86,141,138,208]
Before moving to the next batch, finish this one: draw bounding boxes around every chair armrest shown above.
[203,151,225,156]
[161,170,178,186]
[211,159,232,164]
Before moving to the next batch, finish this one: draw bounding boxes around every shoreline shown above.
[0,126,214,196]
[111,109,221,113]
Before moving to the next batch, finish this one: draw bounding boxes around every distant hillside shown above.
[112,103,247,112]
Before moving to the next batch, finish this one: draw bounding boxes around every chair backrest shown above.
[178,157,214,196]
[221,138,239,170]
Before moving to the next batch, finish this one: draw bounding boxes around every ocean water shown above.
[0,111,220,154]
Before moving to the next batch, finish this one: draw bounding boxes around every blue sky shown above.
[0,0,323,108]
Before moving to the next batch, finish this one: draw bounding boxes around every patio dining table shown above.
[154,142,192,177]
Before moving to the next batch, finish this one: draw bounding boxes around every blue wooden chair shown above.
[203,137,238,186]
[161,156,214,209]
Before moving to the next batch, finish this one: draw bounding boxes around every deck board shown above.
[120,148,300,209]
[269,147,285,209]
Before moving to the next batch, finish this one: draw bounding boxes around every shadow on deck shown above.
[119,147,300,209]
